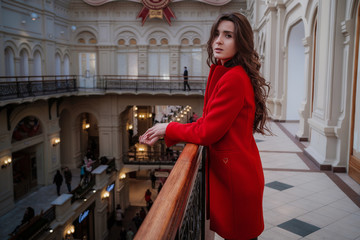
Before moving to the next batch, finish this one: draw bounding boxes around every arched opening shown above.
[349,3,360,184]
[20,49,29,77]
[55,53,61,75]
[286,21,305,120]
[180,32,202,77]
[33,51,42,76]
[64,55,70,75]
[5,47,15,78]
[77,112,99,161]
[11,116,43,200]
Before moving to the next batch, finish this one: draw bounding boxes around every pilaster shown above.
[305,0,348,171]
[170,46,180,75]
[273,3,286,120]
[296,36,312,141]
[264,5,277,117]
[138,45,148,75]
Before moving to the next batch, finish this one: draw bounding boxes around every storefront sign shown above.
[79,209,90,223]
[107,183,114,192]
[155,171,169,178]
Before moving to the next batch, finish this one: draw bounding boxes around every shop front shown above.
[106,182,116,229]
[72,203,95,240]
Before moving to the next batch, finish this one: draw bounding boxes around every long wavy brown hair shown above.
[207,12,271,135]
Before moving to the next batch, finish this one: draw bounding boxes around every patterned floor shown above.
[1,121,360,240]
[213,121,360,240]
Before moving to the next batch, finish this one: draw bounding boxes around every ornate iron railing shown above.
[0,75,206,101]
[0,75,77,100]
[99,75,207,93]
[134,144,206,240]
[123,150,180,164]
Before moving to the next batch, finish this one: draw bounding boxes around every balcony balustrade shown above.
[135,144,206,240]
[0,75,206,103]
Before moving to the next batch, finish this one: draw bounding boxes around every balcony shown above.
[0,75,207,106]
[135,144,206,240]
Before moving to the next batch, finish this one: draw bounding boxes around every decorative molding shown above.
[82,0,231,6]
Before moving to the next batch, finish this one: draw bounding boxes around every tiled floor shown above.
[1,121,360,240]
[213,121,360,240]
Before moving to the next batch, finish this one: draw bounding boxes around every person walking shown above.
[63,167,72,192]
[140,12,270,240]
[53,170,63,196]
[116,204,124,226]
[150,170,156,189]
[183,66,191,91]
[126,227,134,240]
[119,227,127,240]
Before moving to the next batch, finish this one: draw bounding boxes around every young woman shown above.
[140,12,270,240]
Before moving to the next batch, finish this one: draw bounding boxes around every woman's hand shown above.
[139,123,169,146]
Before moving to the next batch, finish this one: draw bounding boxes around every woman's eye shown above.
[226,34,232,38]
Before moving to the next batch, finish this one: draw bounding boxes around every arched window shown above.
[181,38,189,45]
[5,47,15,77]
[20,49,29,76]
[161,38,168,45]
[33,51,42,76]
[180,32,202,77]
[149,38,157,45]
[193,38,200,45]
[55,53,61,75]
[64,55,70,75]
[130,39,137,45]
[89,38,97,44]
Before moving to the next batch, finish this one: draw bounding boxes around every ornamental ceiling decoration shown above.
[82,0,231,25]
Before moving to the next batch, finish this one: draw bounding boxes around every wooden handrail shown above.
[134,143,202,240]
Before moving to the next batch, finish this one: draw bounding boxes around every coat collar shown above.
[204,63,234,114]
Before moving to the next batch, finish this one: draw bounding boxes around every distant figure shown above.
[126,227,134,240]
[63,167,72,192]
[11,207,35,235]
[116,204,124,226]
[150,171,156,189]
[183,66,191,91]
[157,182,163,193]
[191,112,198,122]
[145,189,152,203]
[132,213,142,230]
[53,170,63,196]
[139,207,146,221]
[21,207,35,225]
[120,227,127,240]
[146,199,153,211]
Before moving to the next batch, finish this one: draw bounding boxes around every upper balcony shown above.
[0,75,207,107]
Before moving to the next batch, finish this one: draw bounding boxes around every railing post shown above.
[42,76,45,94]
[16,77,20,98]
[74,75,77,90]
[201,146,206,240]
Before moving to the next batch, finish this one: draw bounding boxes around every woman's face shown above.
[212,20,237,65]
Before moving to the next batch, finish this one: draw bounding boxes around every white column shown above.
[273,3,286,120]
[264,5,278,118]
[296,36,312,141]
[305,0,348,170]
[138,45,148,75]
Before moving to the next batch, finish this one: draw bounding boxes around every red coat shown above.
[165,64,264,239]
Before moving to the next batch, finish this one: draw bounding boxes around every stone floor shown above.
[1,121,360,240]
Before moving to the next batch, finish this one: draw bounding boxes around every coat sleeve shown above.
[165,70,248,147]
